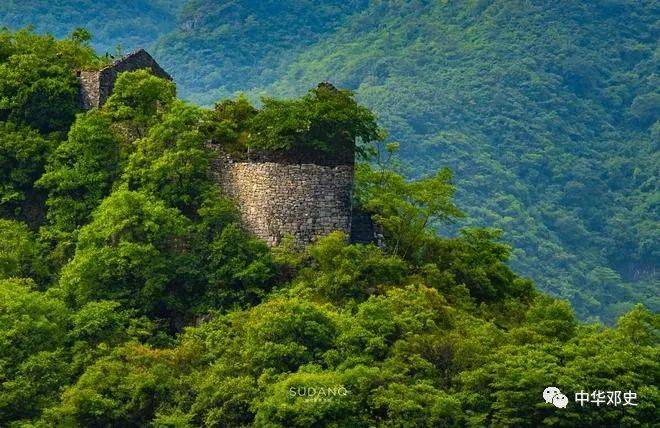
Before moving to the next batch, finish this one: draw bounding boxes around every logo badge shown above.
[543,386,568,408]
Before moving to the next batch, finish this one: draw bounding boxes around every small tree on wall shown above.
[203,83,384,160]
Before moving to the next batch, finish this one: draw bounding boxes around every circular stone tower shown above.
[211,146,355,246]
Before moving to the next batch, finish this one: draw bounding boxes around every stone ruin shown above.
[211,148,365,247]
[77,51,380,246]
[77,49,172,109]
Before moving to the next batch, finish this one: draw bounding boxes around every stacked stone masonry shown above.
[212,155,354,246]
[78,49,172,109]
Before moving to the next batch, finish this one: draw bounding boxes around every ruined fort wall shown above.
[78,70,101,110]
[77,49,372,247]
[78,49,172,109]
[212,155,354,246]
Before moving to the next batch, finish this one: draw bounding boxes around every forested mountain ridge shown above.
[149,0,659,322]
[2,0,657,323]
[0,0,184,54]
[152,0,371,102]
[0,30,657,426]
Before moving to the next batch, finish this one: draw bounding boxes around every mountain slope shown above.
[1,0,657,322]
[0,0,184,54]
[152,0,370,103]
[155,0,659,321]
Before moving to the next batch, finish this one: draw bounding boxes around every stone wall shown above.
[78,49,172,109]
[78,70,102,110]
[212,154,354,246]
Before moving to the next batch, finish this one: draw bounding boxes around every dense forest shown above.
[0,0,184,55]
[0,29,657,427]
[243,0,660,324]
[156,0,660,323]
[3,0,656,322]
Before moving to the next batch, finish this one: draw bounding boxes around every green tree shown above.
[69,27,92,45]
[38,110,122,233]
[248,83,383,155]
[0,278,70,423]
[0,28,102,134]
[200,95,257,157]
[104,68,176,137]
[292,231,407,304]
[57,189,191,322]
[203,223,276,311]
[122,101,211,214]
[68,300,155,372]
[37,109,122,269]
[355,144,463,260]
[43,344,185,427]
[0,121,53,222]
[0,219,45,282]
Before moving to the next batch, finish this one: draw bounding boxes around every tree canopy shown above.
[0,30,656,427]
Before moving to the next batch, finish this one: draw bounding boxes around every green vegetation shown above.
[0,30,657,426]
[0,28,103,133]
[204,84,381,158]
[0,1,184,55]
[260,0,660,323]
[5,0,657,323]
[150,0,659,322]
[153,0,370,101]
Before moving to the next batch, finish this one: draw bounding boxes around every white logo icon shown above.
[543,386,568,408]
[553,393,569,408]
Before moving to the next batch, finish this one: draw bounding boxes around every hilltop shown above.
[153,0,659,322]
[3,1,657,322]
[0,30,657,427]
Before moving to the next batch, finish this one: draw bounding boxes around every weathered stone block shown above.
[76,48,380,247]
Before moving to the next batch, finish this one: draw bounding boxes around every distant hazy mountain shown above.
[0,0,184,54]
